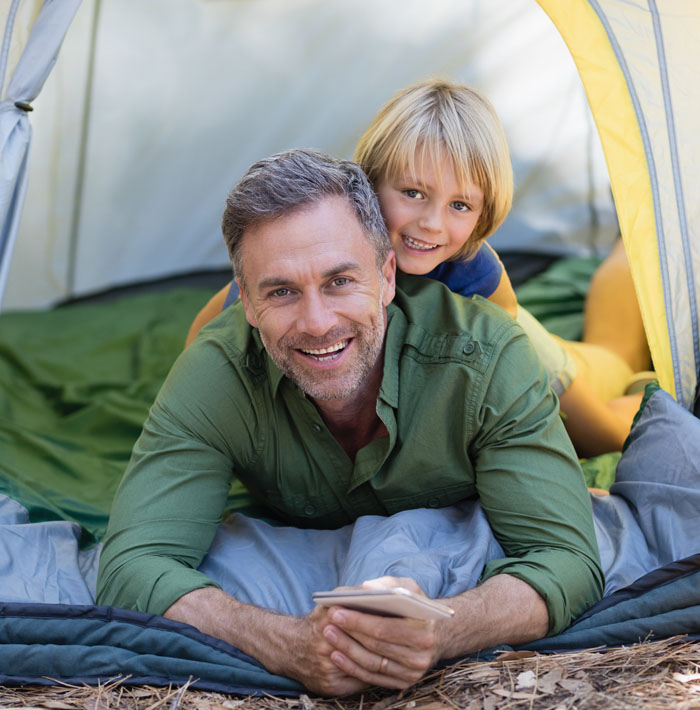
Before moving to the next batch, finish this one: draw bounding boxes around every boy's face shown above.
[374,152,484,275]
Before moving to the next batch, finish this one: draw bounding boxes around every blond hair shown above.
[354,79,513,259]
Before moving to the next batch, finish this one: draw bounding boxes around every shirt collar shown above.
[250,329,286,396]
[376,303,404,409]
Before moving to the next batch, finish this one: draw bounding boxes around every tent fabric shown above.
[536,0,700,409]
[3,0,618,311]
[0,0,81,309]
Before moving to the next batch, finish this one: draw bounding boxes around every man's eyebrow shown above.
[256,262,362,292]
[257,276,293,291]
[322,261,362,278]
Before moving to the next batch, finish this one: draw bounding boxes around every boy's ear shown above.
[237,279,258,328]
[381,250,397,307]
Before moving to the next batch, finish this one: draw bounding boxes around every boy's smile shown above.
[375,152,484,275]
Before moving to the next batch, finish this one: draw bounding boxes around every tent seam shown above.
[648,0,700,387]
[587,0,681,402]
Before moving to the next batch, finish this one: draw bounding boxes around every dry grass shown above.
[2,636,700,709]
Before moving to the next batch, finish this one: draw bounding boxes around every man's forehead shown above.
[239,196,376,286]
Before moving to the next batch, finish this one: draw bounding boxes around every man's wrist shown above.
[436,574,549,659]
[164,587,299,676]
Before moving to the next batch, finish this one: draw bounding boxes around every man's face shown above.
[237,196,396,401]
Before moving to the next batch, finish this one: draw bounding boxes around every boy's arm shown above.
[484,245,518,317]
[185,284,232,346]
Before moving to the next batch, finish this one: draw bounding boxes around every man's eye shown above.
[451,201,471,212]
[403,189,424,199]
[331,277,350,287]
[271,288,290,298]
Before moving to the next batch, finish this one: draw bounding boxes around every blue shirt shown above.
[424,244,502,298]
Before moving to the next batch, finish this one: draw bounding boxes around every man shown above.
[97,149,603,696]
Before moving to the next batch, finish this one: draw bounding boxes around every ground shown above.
[2,637,699,709]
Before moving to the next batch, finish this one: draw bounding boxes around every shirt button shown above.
[463,342,475,355]
[304,504,316,516]
[427,497,440,508]
[312,424,322,433]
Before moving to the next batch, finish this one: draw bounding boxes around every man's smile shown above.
[298,338,351,362]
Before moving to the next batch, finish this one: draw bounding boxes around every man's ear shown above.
[236,278,258,328]
[381,250,397,307]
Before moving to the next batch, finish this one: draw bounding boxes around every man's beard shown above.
[259,296,386,401]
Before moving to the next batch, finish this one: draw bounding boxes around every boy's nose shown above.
[417,204,443,233]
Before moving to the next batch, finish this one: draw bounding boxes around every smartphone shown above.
[312,587,454,621]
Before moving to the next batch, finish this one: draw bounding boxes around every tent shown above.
[538,0,700,414]
[2,0,697,409]
[1,0,620,308]
[0,0,699,695]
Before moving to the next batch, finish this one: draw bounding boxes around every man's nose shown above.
[296,291,338,336]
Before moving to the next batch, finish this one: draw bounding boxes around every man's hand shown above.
[321,577,445,690]
[166,574,548,696]
[276,604,374,696]
[165,587,372,696]
[320,573,550,689]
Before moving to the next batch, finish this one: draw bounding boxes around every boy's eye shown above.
[451,201,471,212]
[403,189,424,200]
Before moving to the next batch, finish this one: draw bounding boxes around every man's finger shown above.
[323,623,433,684]
[328,607,437,650]
[328,644,426,690]
[338,626,436,672]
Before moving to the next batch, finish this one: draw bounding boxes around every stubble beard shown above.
[259,293,386,401]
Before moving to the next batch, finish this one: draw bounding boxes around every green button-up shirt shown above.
[97,276,603,634]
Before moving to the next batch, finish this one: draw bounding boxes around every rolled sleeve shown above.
[470,321,604,634]
[97,339,256,614]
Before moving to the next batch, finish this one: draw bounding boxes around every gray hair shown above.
[222,149,390,286]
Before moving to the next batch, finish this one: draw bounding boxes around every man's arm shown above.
[468,313,604,634]
[162,567,547,696]
[97,333,257,613]
[164,587,374,696]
